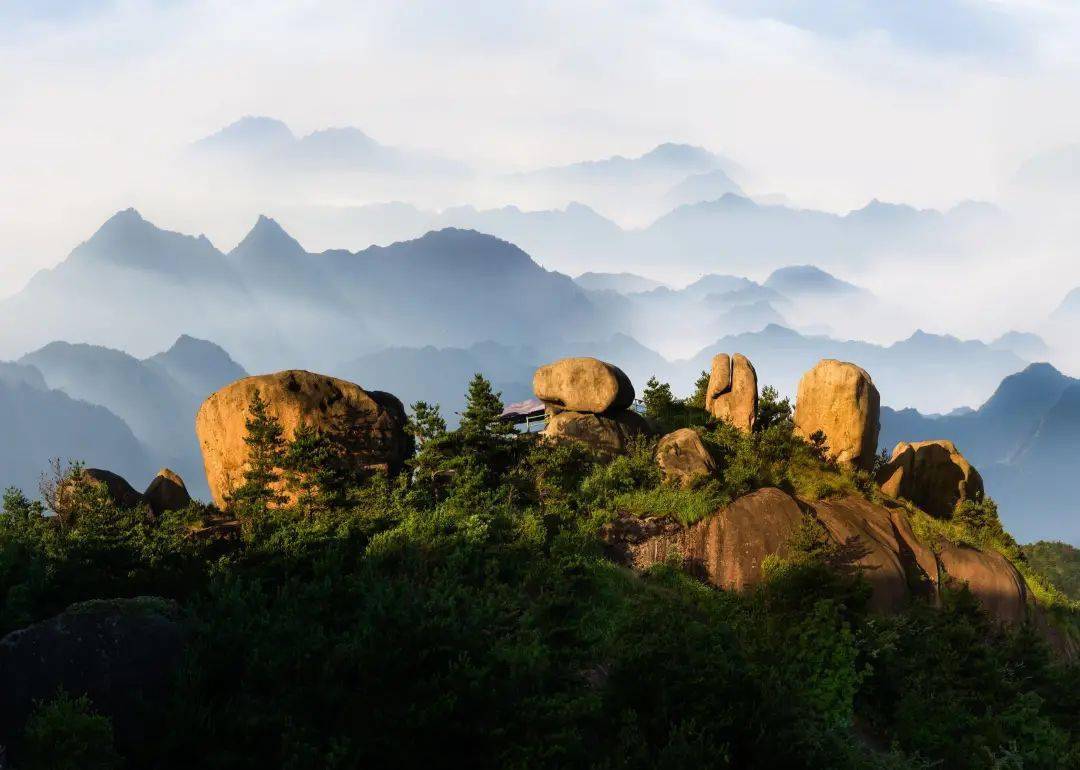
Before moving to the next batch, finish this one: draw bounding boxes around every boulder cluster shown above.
[533,357,650,458]
[532,351,1046,637]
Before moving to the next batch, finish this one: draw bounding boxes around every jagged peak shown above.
[230,215,306,258]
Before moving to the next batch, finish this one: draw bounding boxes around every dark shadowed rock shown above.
[81,468,144,509]
[877,439,984,517]
[543,409,649,458]
[0,597,185,752]
[604,487,805,591]
[810,496,911,612]
[938,544,1028,625]
[656,428,716,487]
[143,468,192,515]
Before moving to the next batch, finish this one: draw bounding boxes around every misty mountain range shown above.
[3,336,246,501]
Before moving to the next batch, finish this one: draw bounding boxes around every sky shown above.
[4,0,1080,298]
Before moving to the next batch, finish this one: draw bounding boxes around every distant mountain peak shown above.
[641,142,718,166]
[230,215,306,259]
[765,265,867,297]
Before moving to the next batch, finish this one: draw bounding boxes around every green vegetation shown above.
[0,374,1078,769]
[1024,541,1080,600]
[21,692,121,770]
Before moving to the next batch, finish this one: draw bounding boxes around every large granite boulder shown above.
[794,359,880,470]
[604,487,805,591]
[543,409,650,458]
[533,357,634,414]
[811,496,915,612]
[0,597,185,753]
[705,353,758,432]
[877,440,984,517]
[195,370,411,508]
[938,544,1028,624]
[143,468,192,515]
[656,428,717,487]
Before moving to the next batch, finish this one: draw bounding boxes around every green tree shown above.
[755,385,792,432]
[409,400,447,446]
[21,691,121,770]
[642,376,678,423]
[229,390,287,513]
[686,370,710,410]
[459,373,514,439]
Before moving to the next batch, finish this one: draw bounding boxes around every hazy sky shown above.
[4,0,1080,296]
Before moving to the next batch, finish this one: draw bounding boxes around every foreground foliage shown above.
[1,376,1078,769]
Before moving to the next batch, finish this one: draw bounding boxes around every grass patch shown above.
[610,484,726,526]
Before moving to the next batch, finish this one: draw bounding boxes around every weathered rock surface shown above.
[196,370,410,508]
[656,428,716,487]
[0,597,185,752]
[143,468,191,515]
[533,357,634,414]
[938,544,1028,625]
[794,359,880,470]
[877,440,984,517]
[605,487,805,591]
[543,409,649,458]
[705,353,758,432]
[811,496,912,612]
[603,485,1034,626]
[79,468,144,509]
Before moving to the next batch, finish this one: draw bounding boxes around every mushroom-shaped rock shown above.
[543,409,649,458]
[63,468,143,509]
[533,357,634,414]
[143,468,191,515]
[0,597,185,753]
[938,544,1028,625]
[794,359,880,470]
[656,428,717,487]
[705,353,758,432]
[604,487,805,591]
[877,440,984,518]
[195,370,410,508]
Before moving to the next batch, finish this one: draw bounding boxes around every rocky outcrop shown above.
[877,440,984,517]
[794,359,880,470]
[705,353,758,432]
[143,468,191,515]
[0,597,185,752]
[938,544,1027,625]
[603,486,1032,626]
[812,496,920,612]
[656,428,717,487]
[533,357,634,414]
[544,410,650,458]
[195,370,410,508]
[603,487,805,591]
[71,468,144,509]
[537,358,647,456]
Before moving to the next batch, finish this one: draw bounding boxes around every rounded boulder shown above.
[195,370,410,508]
[533,357,634,414]
[794,359,880,470]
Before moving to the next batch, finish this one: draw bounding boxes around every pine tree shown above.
[409,401,447,446]
[686,370,710,410]
[459,373,514,438]
[230,390,287,512]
